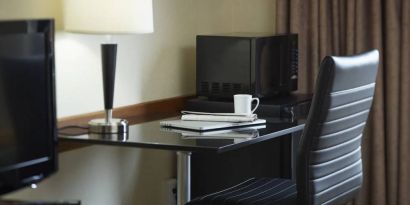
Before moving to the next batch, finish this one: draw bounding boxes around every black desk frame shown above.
[59,120,305,205]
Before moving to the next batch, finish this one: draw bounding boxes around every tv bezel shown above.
[0,19,57,195]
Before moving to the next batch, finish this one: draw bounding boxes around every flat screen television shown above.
[0,19,57,195]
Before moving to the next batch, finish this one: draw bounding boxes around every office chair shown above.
[186,49,380,205]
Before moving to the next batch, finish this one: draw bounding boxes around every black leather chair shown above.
[186,49,380,205]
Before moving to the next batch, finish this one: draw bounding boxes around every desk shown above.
[59,118,305,205]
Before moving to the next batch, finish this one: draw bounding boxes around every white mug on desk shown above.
[234,94,260,115]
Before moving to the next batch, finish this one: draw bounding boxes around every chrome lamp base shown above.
[88,118,128,134]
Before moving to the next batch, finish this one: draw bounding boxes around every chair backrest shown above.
[296,50,379,205]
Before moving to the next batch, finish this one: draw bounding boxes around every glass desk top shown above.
[59,118,305,153]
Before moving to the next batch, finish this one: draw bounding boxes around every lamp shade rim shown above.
[64,28,154,35]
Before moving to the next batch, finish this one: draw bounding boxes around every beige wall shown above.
[0,0,63,29]
[56,0,276,117]
[1,0,275,204]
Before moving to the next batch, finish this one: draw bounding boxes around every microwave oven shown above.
[196,33,298,99]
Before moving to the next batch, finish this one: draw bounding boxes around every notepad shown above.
[161,125,266,139]
[160,119,266,131]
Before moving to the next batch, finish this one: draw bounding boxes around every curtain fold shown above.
[275,0,410,204]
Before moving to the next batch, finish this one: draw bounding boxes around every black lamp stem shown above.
[88,43,128,134]
[101,43,117,123]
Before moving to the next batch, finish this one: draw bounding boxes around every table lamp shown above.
[63,0,154,133]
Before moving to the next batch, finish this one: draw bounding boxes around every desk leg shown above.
[291,130,303,182]
[177,151,191,205]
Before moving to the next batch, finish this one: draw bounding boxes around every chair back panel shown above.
[297,50,379,205]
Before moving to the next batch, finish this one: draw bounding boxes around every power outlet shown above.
[166,178,177,205]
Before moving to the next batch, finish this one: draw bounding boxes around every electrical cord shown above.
[58,125,89,136]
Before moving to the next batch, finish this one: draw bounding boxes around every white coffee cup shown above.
[234,94,260,115]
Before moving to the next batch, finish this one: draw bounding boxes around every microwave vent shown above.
[233,83,242,93]
[211,82,220,93]
[200,82,209,93]
[290,48,298,74]
[222,83,231,93]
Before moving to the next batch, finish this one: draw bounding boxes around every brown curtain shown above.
[275,0,410,204]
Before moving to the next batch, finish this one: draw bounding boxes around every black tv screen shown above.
[0,19,57,195]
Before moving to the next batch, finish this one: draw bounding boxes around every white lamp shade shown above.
[63,0,154,34]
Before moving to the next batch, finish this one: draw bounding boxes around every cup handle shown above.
[251,98,260,113]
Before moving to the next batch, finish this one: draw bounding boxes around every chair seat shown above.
[187,178,297,205]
